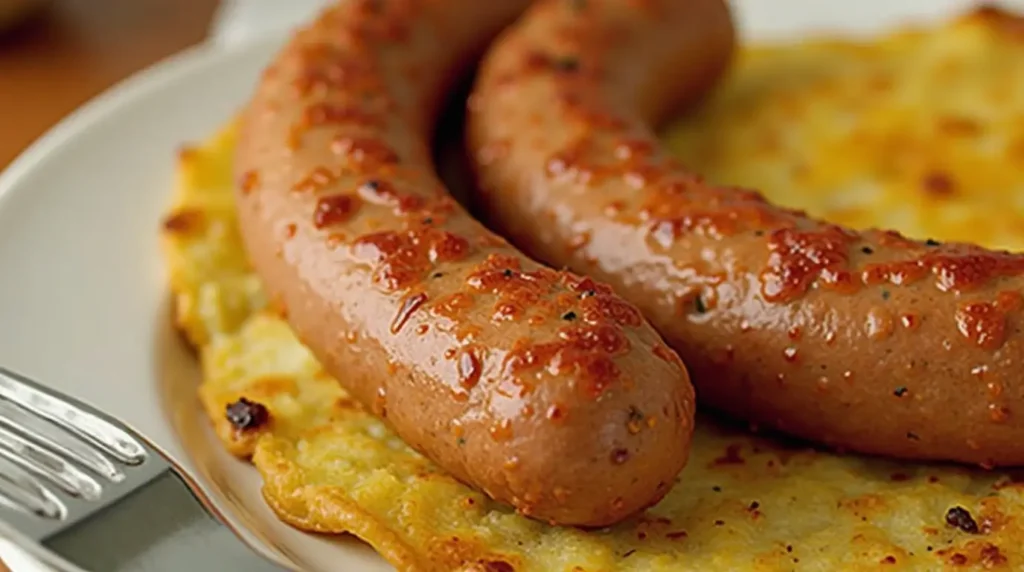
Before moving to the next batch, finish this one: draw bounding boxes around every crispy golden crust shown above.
[663,8,1024,252]
[467,0,1024,465]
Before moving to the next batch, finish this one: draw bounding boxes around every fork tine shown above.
[0,457,65,520]
[0,369,146,465]
[0,427,101,500]
[0,401,124,483]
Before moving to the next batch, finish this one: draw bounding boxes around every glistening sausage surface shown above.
[467,0,1024,466]
[232,0,696,526]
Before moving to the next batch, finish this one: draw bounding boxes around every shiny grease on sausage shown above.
[233,0,695,526]
[467,0,1024,466]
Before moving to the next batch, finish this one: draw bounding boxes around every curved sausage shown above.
[467,0,1024,467]
[232,0,696,526]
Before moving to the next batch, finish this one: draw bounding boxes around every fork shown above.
[0,367,290,571]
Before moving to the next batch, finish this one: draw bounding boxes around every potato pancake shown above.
[663,6,1024,251]
[161,8,1024,572]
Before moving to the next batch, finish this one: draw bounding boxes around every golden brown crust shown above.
[255,437,430,572]
[233,0,696,526]
[467,0,1024,466]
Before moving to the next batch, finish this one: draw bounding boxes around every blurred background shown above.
[1,0,1018,171]
[0,0,329,169]
[0,0,215,167]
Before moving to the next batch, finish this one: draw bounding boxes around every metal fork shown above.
[0,367,291,572]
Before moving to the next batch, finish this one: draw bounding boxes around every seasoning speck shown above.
[694,295,707,314]
[894,386,908,397]
[628,406,644,422]
[554,56,580,72]
[611,449,630,464]
[945,506,980,534]
[226,398,269,431]
[562,311,578,321]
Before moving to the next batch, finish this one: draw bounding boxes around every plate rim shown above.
[0,34,283,212]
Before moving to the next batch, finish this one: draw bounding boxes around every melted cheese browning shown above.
[664,7,1024,252]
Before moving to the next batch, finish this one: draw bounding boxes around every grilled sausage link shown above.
[467,0,1024,466]
[233,0,696,526]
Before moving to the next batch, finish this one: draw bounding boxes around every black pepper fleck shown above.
[361,179,380,192]
[432,272,444,279]
[907,431,920,440]
[945,506,979,534]
[502,268,514,278]
[861,246,874,255]
[894,386,908,397]
[714,520,725,526]
[712,485,722,492]
[226,398,269,431]
[881,289,891,300]
[925,239,941,246]
[553,56,580,72]
[562,311,578,321]
[628,406,644,422]
[694,295,707,314]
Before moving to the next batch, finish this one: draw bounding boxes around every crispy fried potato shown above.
[162,10,1024,571]
[663,7,1024,252]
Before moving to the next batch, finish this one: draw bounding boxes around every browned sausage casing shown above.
[233,0,696,526]
[467,0,1024,466]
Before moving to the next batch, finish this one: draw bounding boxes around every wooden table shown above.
[0,0,221,168]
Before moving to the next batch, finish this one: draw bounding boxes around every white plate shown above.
[0,1,1020,570]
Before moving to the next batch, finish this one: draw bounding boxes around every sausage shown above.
[232,0,696,526]
[467,0,1024,467]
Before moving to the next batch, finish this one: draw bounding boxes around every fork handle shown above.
[40,471,288,572]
